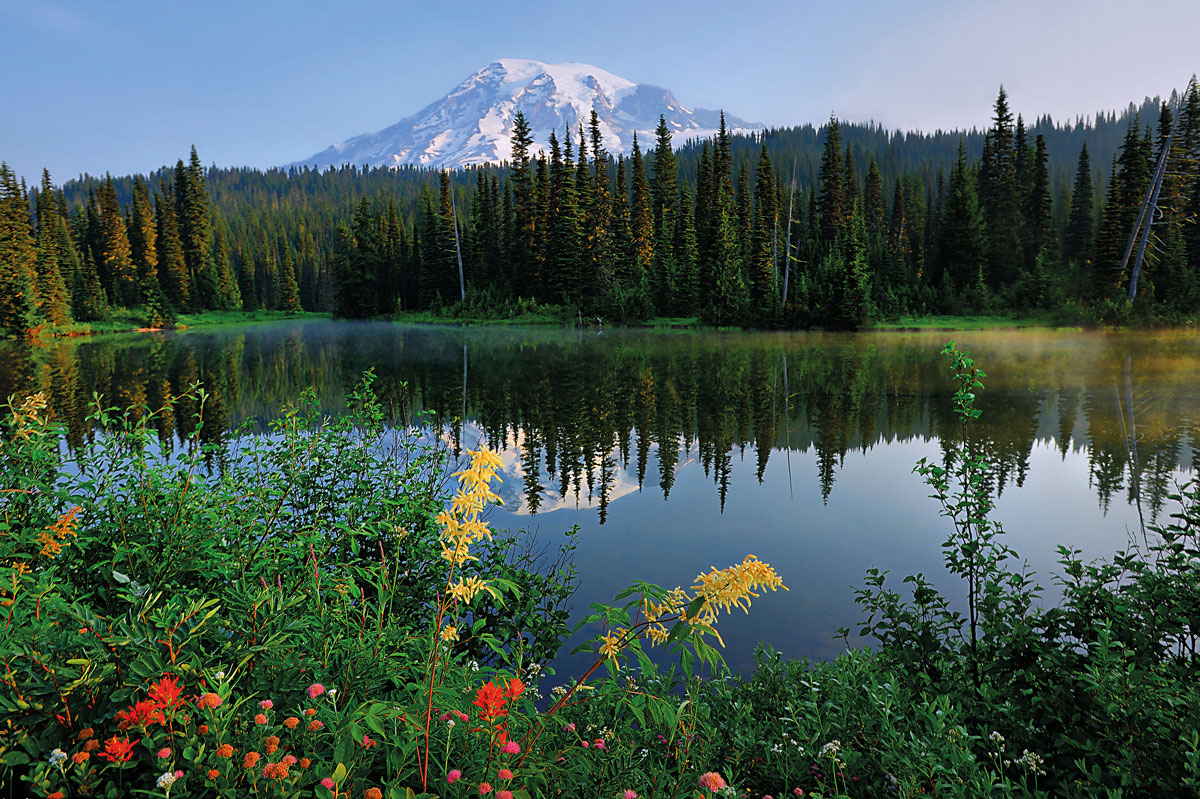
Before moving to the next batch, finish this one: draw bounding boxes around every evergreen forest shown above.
[3,84,1200,335]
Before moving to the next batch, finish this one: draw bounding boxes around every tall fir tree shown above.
[212,226,242,310]
[817,117,847,247]
[508,111,536,296]
[749,144,778,310]
[155,182,190,310]
[546,129,581,303]
[175,148,215,308]
[651,116,677,312]
[939,141,987,304]
[978,87,1022,290]
[97,175,137,306]
[628,133,654,285]
[1063,143,1095,268]
[33,171,73,326]
[277,239,300,311]
[0,164,40,332]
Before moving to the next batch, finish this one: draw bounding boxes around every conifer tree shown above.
[0,164,40,332]
[533,155,550,292]
[651,116,678,312]
[817,117,847,247]
[176,148,215,308]
[128,178,157,288]
[749,144,778,309]
[155,182,190,310]
[827,203,874,329]
[843,146,859,210]
[98,175,138,306]
[34,171,73,326]
[237,231,259,310]
[939,141,987,303]
[629,133,654,283]
[1024,134,1052,267]
[674,181,700,315]
[277,239,300,311]
[546,129,581,303]
[586,110,615,309]
[863,158,886,241]
[508,112,536,295]
[978,87,1022,289]
[213,226,242,310]
[1063,143,1095,268]
[735,157,753,262]
[1094,154,1127,299]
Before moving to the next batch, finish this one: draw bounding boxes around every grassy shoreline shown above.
[11,309,331,341]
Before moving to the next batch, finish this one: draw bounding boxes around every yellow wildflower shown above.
[37,506,81,559]
[448,576,492,604]
[598,630,627,668]
[441,542,476,567]
[440,625,459,642]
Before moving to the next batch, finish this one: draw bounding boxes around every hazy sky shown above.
[2,0,1197,182]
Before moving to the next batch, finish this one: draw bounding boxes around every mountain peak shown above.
[293,60,761,170]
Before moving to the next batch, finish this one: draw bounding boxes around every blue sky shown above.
[2,0,1197,182]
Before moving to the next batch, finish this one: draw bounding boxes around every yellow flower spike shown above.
[469,446,505,472]
[598,629,627,667]
[448,575,493,604]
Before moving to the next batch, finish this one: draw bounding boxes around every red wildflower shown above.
[243,751,261,768]
[308,719,324,731]
[116,699,165,730]
[148,675,186,710]
[99,736,138,762]
[365,789,383,799]
[283,716,300,729]
[264,735,280,755]
[72,751,90,765]
[473,681,507,721]
[361,734,377,749]
[207,769,220,779]
[504,678,525,700]
[48,792,64,799]
[78,728,94,740]
[299,758,311,769]
[254,713,267,725]
[215,744,234,758]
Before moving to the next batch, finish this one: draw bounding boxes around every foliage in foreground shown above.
[3,345,1200,798]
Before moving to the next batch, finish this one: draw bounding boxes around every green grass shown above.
[13,309,330,340]
[640,316,702,328]
[394,308,568,326]
[870,314,1055,331]
[172,309,329,330]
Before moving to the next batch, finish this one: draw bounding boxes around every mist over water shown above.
[3,321,1195,671]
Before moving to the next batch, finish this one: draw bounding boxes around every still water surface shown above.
[2,321,1196,671]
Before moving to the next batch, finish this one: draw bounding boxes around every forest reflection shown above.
[1,322,1195,523]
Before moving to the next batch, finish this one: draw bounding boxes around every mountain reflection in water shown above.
[2,321,1195,667]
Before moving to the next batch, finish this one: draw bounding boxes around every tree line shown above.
[2,83,1198,334]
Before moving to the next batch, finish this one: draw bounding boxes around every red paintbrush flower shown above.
[504,678,525,700]
[99,736,139,762]
[473,681,507,722]
[148,675,187,711]
[116,699,165,730]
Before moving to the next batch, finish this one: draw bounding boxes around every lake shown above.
[2,320,1196,672]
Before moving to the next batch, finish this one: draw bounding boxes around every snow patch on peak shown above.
[293,59,762,170]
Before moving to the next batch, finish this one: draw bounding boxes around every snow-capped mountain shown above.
[293,58,763,170]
